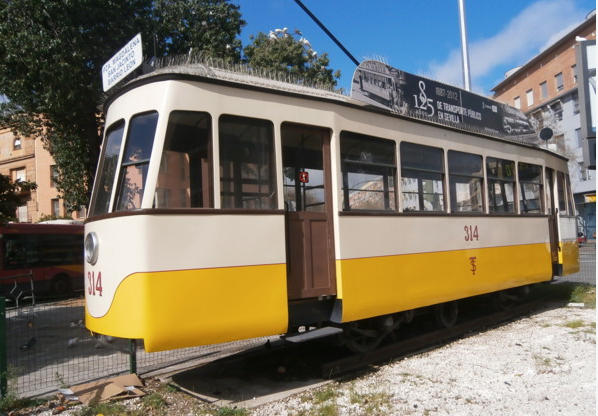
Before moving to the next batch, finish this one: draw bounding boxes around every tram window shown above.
[448,151,483,213]
[518,162,543,214]
[400,142,444,212]
[486,157,516,213]
[341,132,396,211]
[282,124,328,212]
[219,115,276,209]
[90,121,125,216]
[556,171,574,215]
[565,174,575,215]
[545,168,555,214]
[115,112,159,211]
[155,111,212,208]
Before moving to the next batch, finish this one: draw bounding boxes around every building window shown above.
[555,72,563,91]
[572,65,577,83]
[575,128,582,147]
[572,92,579,114]
[17,205,28,222]
[531,111,543,129]
[51,198,60,217]
[50,165,59,187]
[540,81,548,99]
[526,89,534,107]
[514,96,521,109]
[12,168,26,183]
[13,137,21,150]
[550,102,563,122]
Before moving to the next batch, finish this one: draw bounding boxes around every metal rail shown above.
[321,301,545,378]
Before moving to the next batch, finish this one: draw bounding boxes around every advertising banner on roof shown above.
[351,60,536,139]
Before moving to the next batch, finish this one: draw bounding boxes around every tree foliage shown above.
[0,174,37,223]
[0,0,245,212]
[0,0,342,214]
[243,29,340,89]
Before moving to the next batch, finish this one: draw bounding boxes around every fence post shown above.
[1,297,7,397]
[129,339,137,374]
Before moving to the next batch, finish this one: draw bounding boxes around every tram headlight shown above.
[84,232,99,265]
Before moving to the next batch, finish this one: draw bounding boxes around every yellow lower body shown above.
[85,264,288,352]
[86,242,568,351]
[560,240,580,275]
[337,243,553,322]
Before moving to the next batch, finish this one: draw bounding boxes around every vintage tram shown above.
[84,60,579,352]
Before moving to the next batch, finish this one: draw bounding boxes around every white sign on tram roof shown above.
[102,33,143,92]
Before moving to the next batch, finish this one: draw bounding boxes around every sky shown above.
[236,0,596,96]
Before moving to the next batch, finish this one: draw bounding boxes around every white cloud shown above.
[427,0,588,91]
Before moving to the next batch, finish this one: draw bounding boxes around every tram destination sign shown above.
[102,33,143,92]
[351,60,536,139]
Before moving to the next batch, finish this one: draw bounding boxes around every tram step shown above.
[284,326,343,343]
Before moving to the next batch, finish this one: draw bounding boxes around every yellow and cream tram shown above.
[84,60,579,352]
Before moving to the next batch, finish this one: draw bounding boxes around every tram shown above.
[84,60,579,352]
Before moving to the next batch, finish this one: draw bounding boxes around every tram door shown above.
[546,168,560,270]
[282,123,336,300]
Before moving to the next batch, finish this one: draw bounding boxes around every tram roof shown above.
[104,58,561,155]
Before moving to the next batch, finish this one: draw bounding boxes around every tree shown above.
[243,28,340,89]
[0,174,37,223]
[0,0,245,212]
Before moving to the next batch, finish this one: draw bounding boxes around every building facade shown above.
[0,127,85,222]
[492,10,596,239]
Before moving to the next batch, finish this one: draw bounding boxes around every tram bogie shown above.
[84,61,580,353]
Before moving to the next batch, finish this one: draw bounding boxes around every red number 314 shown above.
[87,271,103,296]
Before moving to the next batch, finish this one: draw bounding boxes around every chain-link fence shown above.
[2,294,274,399]
[2,242,595,399]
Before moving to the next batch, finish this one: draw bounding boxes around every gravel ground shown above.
[251,305,596,416]
[9,305,596,416]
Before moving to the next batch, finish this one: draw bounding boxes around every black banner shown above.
[351,60,536,139]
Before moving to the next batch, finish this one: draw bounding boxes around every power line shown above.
[293,0,360,67]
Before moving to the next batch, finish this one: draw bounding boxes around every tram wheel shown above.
[493,286,530,310]
[342,321,385,353]
[434,301,459,328]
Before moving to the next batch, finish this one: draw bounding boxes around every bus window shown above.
[219,115,276,209]
[155,111,213,208]
[115,112,159,211]
[400,142,444,212]
[448,151,483,213]
[486,157,516,213]
[89,121,125,216]
[341,132,396,211]
[518,163,543,214]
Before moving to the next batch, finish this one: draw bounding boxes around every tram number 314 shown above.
[87,271,103,296]
[464,225,479,242]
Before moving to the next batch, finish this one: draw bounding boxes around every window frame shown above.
[400,141,445,213]
[340,131,397,212]
[448,150,484,213]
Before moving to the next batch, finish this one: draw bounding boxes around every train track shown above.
[320,300,545,379]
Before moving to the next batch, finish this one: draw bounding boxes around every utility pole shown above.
[458,0,472,91]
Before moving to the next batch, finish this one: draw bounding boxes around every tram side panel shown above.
[559,216,581,275]
[85,213,289,352]
[335,215,553,323]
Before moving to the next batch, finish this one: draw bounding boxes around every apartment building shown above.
[492,10,596,238]
[0,127,85,222]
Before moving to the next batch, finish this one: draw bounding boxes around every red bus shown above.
[0,222,84,299]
